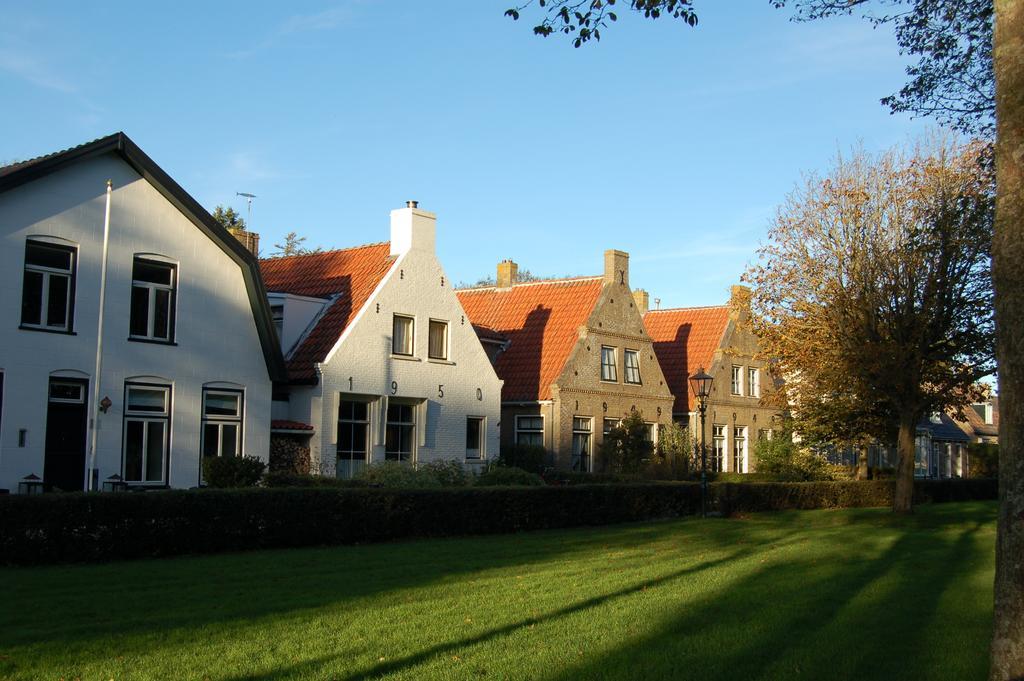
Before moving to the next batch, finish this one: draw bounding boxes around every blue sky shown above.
[0,1,931,307]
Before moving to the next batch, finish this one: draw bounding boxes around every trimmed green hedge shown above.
[0,478,996,565]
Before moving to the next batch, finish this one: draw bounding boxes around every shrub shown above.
[476,466,544,487]
[269,437,311,475]
[648,422,693,480]
[0,478,995,566]
[498,444,547,474]
[542,470,629,486]
[202,456,266,488]
[967,443,998,478]
[263,472,365,488]
[754,435,831,481]
[356,461,442,488]
[420,460,471,487]
[600,411,655,474]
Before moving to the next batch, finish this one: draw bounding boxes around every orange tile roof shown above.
[457,278,604,401]
[260,243,396,382]
[643,306,731,413]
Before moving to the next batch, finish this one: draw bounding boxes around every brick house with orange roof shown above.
[643,286,781,473]
[260,203,502,478]
[457,251,674,472]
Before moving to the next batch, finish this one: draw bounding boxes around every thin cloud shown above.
[0,47,76,93]
[227,4,356,58]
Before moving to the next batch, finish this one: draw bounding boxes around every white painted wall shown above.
[267,292,329,357]
[291,207,503,475]
[0,154,272,491]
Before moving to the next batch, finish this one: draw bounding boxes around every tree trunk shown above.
[893,414,918,513]
[990,1,1024,678]
[856,444,870,480]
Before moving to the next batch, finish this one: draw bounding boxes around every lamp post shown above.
[689,368,714,518]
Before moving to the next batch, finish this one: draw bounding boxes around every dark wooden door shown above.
[43,378,88,492]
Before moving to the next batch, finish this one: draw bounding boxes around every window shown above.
[466,416,484,459]
[385,402,415,461]
[731,366,742,395]
[201,390,242,464]
[711,425,726,473]
[758,428,772,441]
[748,367,760,398]
[338,399,370,478]
[733,426,747,473]
[392,314,414,356]
[49,380,86,403]
[603,418,620,436]
[123,384,170,484]
[624,349,641,384]
[516,415,544,448]
[271,304,284,339]
[129,258,176,342]
[572,417,592,472]
[21,240,75,332]
[428,319,448,360]
[601,346,617,382]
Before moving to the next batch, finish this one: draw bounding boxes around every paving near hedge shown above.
[0,501,996,680]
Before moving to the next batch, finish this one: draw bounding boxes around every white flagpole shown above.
[87,180,113,491]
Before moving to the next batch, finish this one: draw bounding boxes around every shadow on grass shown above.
[219,548,758,681]
[536,518,991,681]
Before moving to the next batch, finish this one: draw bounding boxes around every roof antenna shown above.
[236,192,257,226]
[655,298,661,310]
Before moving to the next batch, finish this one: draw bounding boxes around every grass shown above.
[0,501,996,681]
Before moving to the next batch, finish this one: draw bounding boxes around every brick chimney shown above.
[632,289,649,313]
[390,201,436,257]
[604,249,629,287]
[497,259,518,289]
[228,228,260,257]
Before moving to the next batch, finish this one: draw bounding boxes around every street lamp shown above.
[689,367,714,518]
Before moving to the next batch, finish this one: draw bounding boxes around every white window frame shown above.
[733,426,747,473]
[572,417,593,472]
[731,365,743,395]
[122,383,171,485]
[428,318,449,361]
[748,367,760,398]
[600,346,618,382]
[129,257,177,342]
[337,398,371,478]
[712,424,726,473]
[392,314,415,357]
[466,416,485,460]
[21,240,76,332]
[385,400,416,462]
[623,349,642,385]
[515,415,544,448]
[201,389,243,462]
[270,304,284,339]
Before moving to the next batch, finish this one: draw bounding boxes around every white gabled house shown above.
[0,133,286,492]
[260,203,503,477]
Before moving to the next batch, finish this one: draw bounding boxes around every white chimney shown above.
[390,201,436,257]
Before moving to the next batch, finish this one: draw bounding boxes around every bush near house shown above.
[498,444,547,473]
[968,442,999,478]
[268,437,311,476]
[201,455,266,488]
[0,479,996,566]
[476,466,545,486]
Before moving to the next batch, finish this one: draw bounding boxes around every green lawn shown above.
[0,501,996,681]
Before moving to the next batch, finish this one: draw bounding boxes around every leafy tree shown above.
[211,205,246,231]
[753,432,831,481]
[600,411,655,473]
[460,268,567,288]
[745,138,995,514]
[270,231,321,258]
